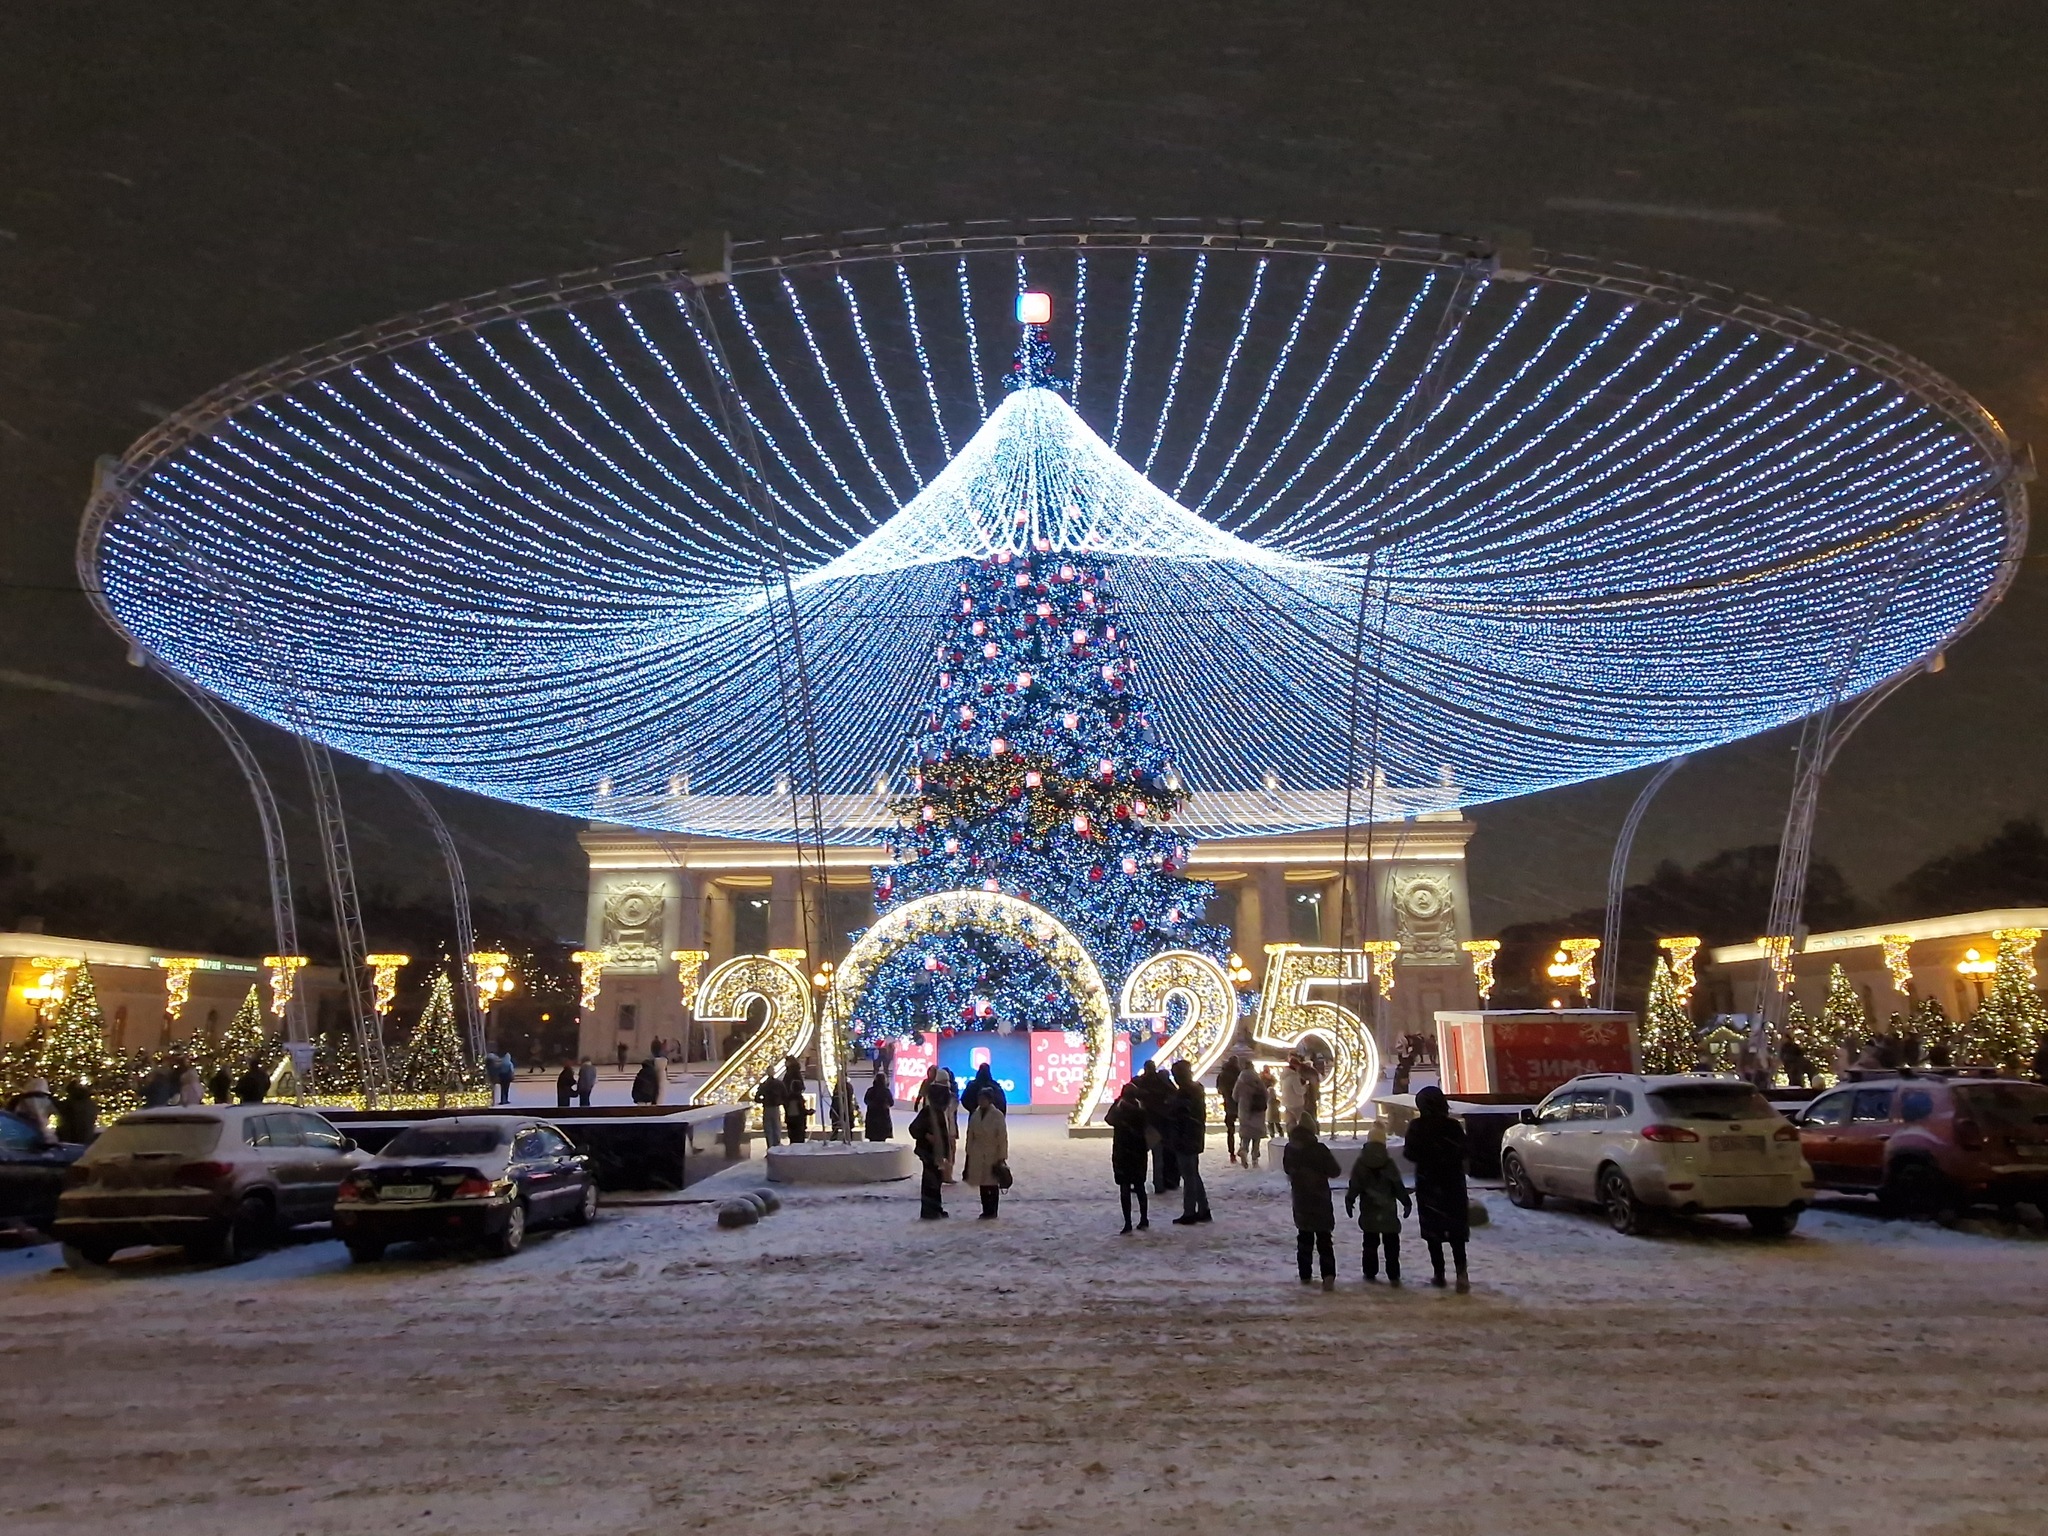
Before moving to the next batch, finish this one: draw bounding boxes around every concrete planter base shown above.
[765,1142,915,1185]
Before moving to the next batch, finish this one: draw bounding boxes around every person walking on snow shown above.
[1234,1061,1271,1168]
[1105,1081,1151,1231]
[1345,1123,1412,1285]
[756,1068,785,1147]
[1283,1121,1342,1289]
[1134,1059,1177,1194]
[1403,1085,1472,1292]
[630,1055,661,1105]
[908,1098,947,1219]
[1276,1056,1307,1134]
[962,1087,1010,1219]
[780,1056,810,1144]
[576,1058,597,1108]
[1217,1054,1244,1166]
[863,1068,894,1141]
[1167,1059,1211,1224]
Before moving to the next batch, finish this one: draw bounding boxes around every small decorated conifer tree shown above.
[34,965,116,1091]
[1639,956,1696,1074]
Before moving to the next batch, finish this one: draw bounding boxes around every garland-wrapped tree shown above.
[857,329,1231,1045]
[397,971,481,1100]
[1640,956,1696,1074]
[32,965,117,1091]
[1961,936,2048,1073]
[209,985,272,1080]
[1909,994,1954,1064]
[1818,964,1870,1070]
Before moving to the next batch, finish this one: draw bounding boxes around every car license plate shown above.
[1710,1135,1765,1155]
[380,1184,434,1201]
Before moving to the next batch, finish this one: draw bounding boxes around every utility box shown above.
[1434,1010,1640,1100]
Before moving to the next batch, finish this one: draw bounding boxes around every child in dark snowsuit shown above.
[1344,1123,1413,1285]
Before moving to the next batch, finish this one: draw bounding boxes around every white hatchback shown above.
[1499,1074,1814,1235]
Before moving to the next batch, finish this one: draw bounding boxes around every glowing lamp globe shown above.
[1017,290,1053,325]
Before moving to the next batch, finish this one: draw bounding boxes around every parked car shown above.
[332,1116,596,1261]
[53,1105,363,1267]
[1793,1073,2048,1214]
[0,1108,84,1236]
[1500,1074,1813,1235]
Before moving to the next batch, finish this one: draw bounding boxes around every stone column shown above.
[1254,865,1288,981]
[770,867,801,952]
[704,883,736,965]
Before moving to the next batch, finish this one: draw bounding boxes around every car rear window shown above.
[83,1118,222,1160]
[382,1125,507,1158]
[1647,1084,1776,1122]
[1955,1083,2048,1131]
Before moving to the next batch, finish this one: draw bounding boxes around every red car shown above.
[1792,1073,2048,1214]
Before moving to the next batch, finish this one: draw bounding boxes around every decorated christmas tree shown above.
[1817,964,1869,1069]
[1640,956,1696,1074]
[1908,994,1954,1064]
[32,964,117,1090]
[1961,931,2048,1072]
[856,323,1231,1045]
[396,971,481,1099]
[209,985,272,1079]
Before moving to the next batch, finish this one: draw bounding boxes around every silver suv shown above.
[1499,1074,1814,1235]
[54,1105,364,1267]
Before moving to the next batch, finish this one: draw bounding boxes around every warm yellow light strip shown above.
[569,950,606,1011]
[263,955,307,1020]
[689,954,819,1120]
[1879,933,1913,994]
[1658,936,1701,1006]
[363,954,411,1017]
[671,949,710,1008]
[1461,939,1500,1003]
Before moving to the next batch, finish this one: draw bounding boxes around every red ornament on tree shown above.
[1089,865,1104,882]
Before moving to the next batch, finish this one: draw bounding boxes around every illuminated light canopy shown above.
[1657,935,1701,1005]
[1461,938,1501,1003]
[1880,932,1914,993]
[569,949,606,1012]
[80,223,2024,840]
[263,955,307,1020]
[153,957,204,1022]
[364,953,411,1017]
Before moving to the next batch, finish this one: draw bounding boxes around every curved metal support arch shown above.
[383,772,486,1065]
[299,738,388,1101]
[149,665,309,1043]
[1597,755,1689,1010]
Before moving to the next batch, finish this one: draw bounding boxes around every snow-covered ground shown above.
[2,1117,2043,1535]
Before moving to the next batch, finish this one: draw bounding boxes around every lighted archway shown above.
[822,892,1113,1122]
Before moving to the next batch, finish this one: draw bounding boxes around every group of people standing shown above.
[906,1062,1010,1220]
[1281,1086,1472,1291]
[1104,1058,1213,1229]
[136,1055,271,1110]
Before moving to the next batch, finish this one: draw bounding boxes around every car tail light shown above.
[336,1176,367,1202]
[1955,1118,1985,1150]
[1640,1124,1700,1144]
[1773,1124,1800,1142]
[176,1161,235,1185]
[451,1175,497,1200]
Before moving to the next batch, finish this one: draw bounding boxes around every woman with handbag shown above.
[962,1088,1011,1219]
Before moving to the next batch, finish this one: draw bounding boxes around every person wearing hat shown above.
[1402,1086,1472,1291]
[1345,1122,1412,1285]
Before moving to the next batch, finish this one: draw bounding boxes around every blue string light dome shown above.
[79,221,2026,841]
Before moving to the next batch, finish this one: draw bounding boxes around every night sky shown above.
[3,2,2044,940]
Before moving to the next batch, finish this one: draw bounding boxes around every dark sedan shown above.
[0,1109,82,1235]
[332,1116,597,1260]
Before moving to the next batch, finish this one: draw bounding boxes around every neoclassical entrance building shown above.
[577,809,1483,1064]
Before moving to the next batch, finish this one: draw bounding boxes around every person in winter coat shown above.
[922,1068,958,1181]
[1300,1057,1324,1133]
[139,1062,178,1109]
[56,1080,96,1145]
[960,1061,1008,1115]
[1402,1085,1471,1291]
[1345,1123,1412,1284]
[1167,1059,1211,1224]
[780,1056,810,1144]
[1217,1055,1244,1165]
[1276,1057,1307,1134]
[8,1078,57,1144]
[863,1069,894,1141]
[228,1059,262,1104]
[576,1058,597,1108]
[208,1063,233,1104]
[1105,1081,1151,1231]
[1133,1059,1177,1193]
[1233,1064,1270,1168]
[555,1062,576,1108]
[756,1069,786,1147]
[1282,1121,1342,1288]
[630,1056,661,1104]
[962,1091,1010,1219]
[908,1100,947,1218]
[615,1040,629,1072]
